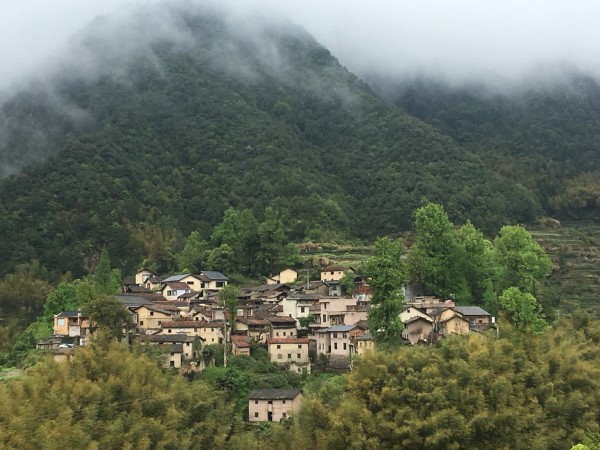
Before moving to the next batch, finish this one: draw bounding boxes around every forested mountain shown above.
[0,3,551,278]
[371,74,600,219]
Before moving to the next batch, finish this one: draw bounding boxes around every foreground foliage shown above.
[0,336,233,449]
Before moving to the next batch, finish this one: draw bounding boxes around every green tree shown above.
[498,287,547,333]
[176,231,209,273]
[258,207,286,274]
[455,220,493,303]
[84,296,134,342]
[211,208,260,274]
[492,225,552,296]
[408,203,465,299]
[365,237,406,343]
[93,247,121,295]
[218,285,240,331]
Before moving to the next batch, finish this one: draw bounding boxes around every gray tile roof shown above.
[115,295,153,307]
[161,274,191,283]
[318,324,358,333]
[453,306,491,316]
[248,388,301,400]
[200,271,229,281]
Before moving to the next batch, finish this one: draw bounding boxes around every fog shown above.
[1,0,599,90]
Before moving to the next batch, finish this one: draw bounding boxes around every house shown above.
[267,268,298,285]
[199,271,229,290]
[324,280,342,297]
[315,322,369,359]
[266,316,298,339]
[320,265,350,282]
[140,333,199,361]
[231,335,252,356]
[135,268,159,285]
[159,320,224,345]
[402,316,433,344]
[161,282,193,301]
[53,311,90,346]
[267,337,311,374]
[354,333,376,355]
[452,306,493,331]
[438,312,470,336]
[161,274,203,290]
[248,389,302,422]
[235,318,271,343]
[134,304,176,332]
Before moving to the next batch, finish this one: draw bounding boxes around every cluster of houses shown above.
[39,265,494,422]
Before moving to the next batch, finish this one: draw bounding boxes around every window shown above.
[343,333,347,338]
[276,332,280,337]
[268,400,273,405]
[297,353,301,359]
[282,413,287,418]
[216,281,225,288]
[323,304,327,309]
[254,412,259,417]
[187,281,194,285]
[300,307,305,313]
[150,311,154,316]
[140,321,144,326]
[282,400,286,404]
[333,333,337,338]
[322,315,327,322]
[283,332,286,336]
[237,309,243,316]
[248,309,253,316]
[186,343,190,346]
[277,344,281,349]
[343,343,347,350]
[297,344,302,349]
[288,354,292,359]
[334,343,338,350]
[168,329,172,333]
[57,318,65,326]
[158,321,161,325]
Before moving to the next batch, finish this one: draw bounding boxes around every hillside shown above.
[0,3,538,278]
[371,75,600,219]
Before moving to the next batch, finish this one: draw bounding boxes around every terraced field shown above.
[529,222,600,316]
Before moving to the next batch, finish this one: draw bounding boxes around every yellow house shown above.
[267,338,311,374]
[199,271,229,290]
[135,268,158,285]
[267,268,298,285]
[320,265,349,282]
[248,389,302,422]
[134,305,175,331]
[159,320,224,345]
[231,335,251,356]
[354,333,375,355]
[439,313,470,336]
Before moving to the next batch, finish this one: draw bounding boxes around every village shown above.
[37,265,494,423]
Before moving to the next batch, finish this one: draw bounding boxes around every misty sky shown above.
[1,0,599,90]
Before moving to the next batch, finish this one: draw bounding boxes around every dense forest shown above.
[0,3,543,280]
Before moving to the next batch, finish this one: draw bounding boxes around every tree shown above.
[365,237,406,343]
[218,285,240,332]
[211,208,260,274]
[84,295,134,342]
[258,207,286,274]
[407,203,465,300]
[176,231,209,273]
[455,220,493,303]
[93,247,121,295]
[498,287,547,333]
[492,225,552,296]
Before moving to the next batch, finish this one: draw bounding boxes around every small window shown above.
[255,400,258,404]
[282,413,287,418]
[276,332,280,336]
[334,343,338,350]
[283,331,286,336]
[288,354,292,359]
[297,353,301,359]
[343,343,347,350]
[186,342,190,346]
[277,344,281,349]
[333,333,337,339]
[254,412,259,417]
[268,400,273,405]
[237,309,243,317]
[150,311,154,316]
[158,321,161,325]
[282,400,286,404]
[168,329,172,333]
[297,344,302,349]
[140,321,144,326]
[300,307,305,313]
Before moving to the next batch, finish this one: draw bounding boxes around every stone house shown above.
[267,337,311,374]
[248,389,302,422]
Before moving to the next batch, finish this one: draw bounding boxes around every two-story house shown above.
[267,337,311,374]
[248,389,302,422]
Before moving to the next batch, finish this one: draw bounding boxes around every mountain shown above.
[369,74,600,220]
[0,3,540,278]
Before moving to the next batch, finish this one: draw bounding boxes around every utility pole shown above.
[223,293,227,368]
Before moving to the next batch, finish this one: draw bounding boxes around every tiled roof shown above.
[318,324,359,333]
[200,271,229,281]
[140,334,193,343]
[55,311,84,318]
[266,316,297,324]
[321,265,347,272]
[164,282,191,290]
[161,274,190,283]
[267,338,309,345]
[161,320,223,329]
[115,295,154,307]
[404,316,433,325]
[231,335,252,348]
[248,388,301,400]
[453,306,491,316]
